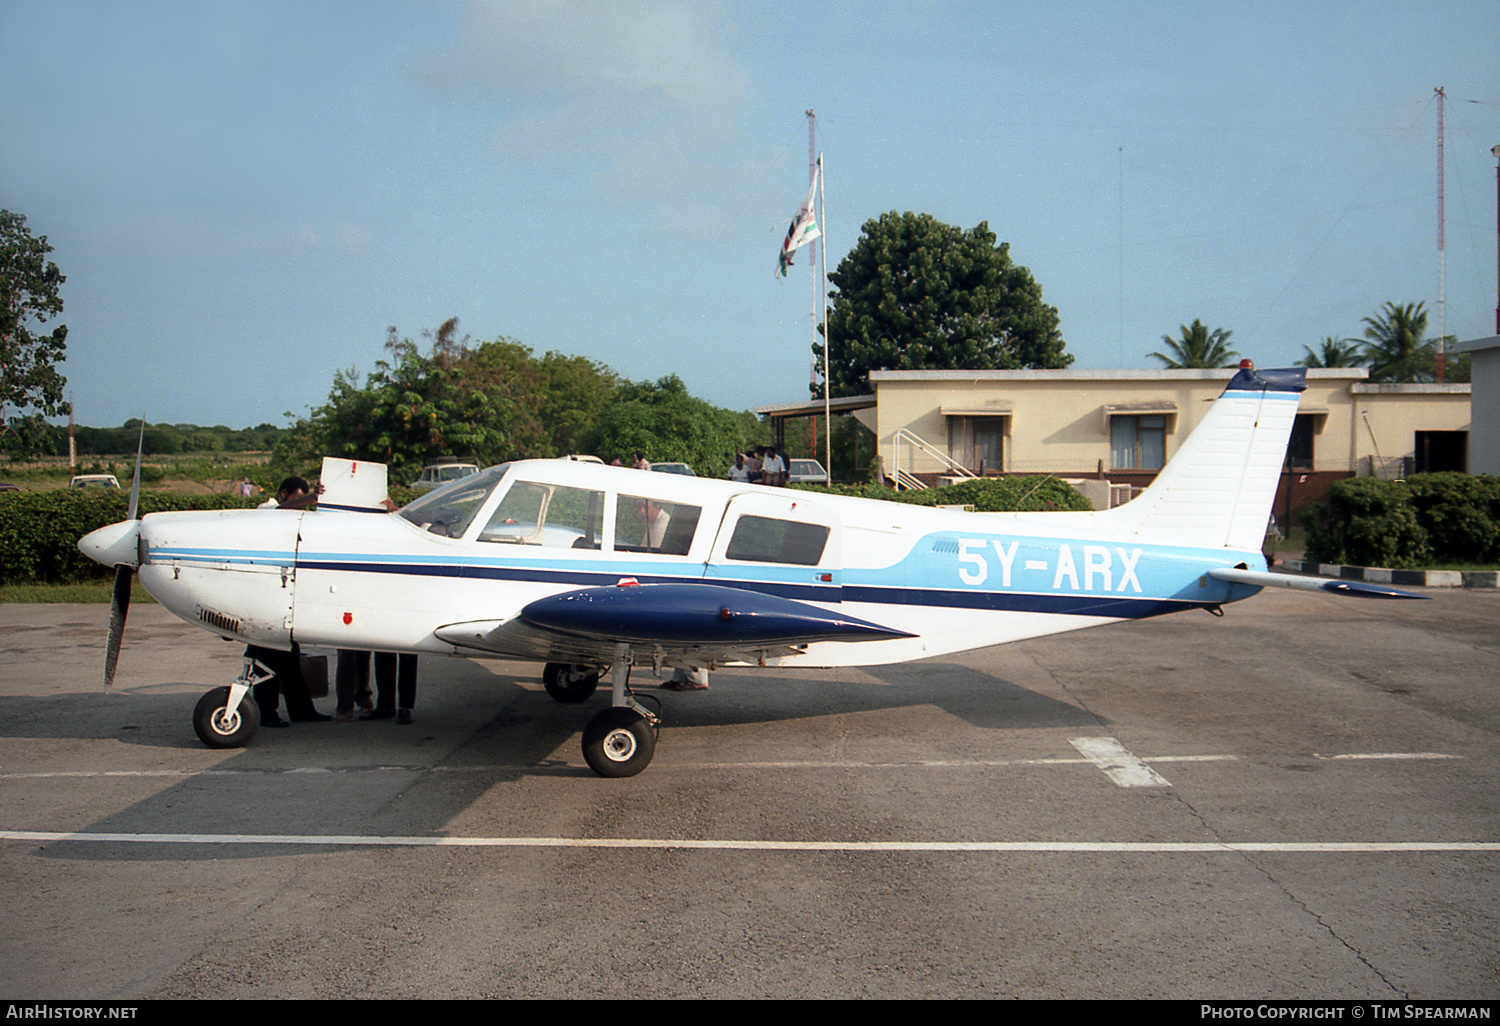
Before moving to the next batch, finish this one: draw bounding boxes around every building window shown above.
[1287,415,1315,470]
[1414,431,1467,474]
[948,416,1006,473]
[1111,415,1166,470]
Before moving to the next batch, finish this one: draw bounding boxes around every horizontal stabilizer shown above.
[520,583,916,646]
[1208,567,1428,600]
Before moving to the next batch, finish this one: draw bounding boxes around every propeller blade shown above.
[127,420,144,523]
[104,564,133,690]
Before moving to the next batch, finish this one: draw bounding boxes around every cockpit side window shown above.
[479,483,605,548]
[398,464,509,538]
[615,493,701,556]
[725,515,830,565]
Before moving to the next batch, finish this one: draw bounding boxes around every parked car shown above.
[410,460,480,492]
[648,462,696,476]
[69,474,120,489]
[787,459,828,485]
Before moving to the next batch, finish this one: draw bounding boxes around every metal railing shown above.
[890,429,977,491]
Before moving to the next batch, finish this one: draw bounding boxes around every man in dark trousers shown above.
[248,477,330,726]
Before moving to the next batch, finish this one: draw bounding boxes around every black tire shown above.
[193,687,261,749]
[582,707,656,778]
[542,662,601,703]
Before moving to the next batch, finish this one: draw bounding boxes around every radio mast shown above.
[1436,86,1446,382]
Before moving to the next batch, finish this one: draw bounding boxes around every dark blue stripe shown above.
[295,559,1202,620]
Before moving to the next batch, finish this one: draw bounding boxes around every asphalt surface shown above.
[1,588,1497,1000]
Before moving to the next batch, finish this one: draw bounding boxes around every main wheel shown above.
[193,687,261,749]
[543,662,601,703]
[582,707,656,778]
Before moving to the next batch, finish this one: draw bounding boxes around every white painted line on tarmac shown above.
[1,830,1496,854]
[0,750,1465,779]
[1070,736,1171,788]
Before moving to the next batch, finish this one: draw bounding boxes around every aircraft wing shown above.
[433,582,915,666]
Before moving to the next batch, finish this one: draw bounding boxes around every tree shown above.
[275,320,554,481]
[1,211,69,457]
[580,374,759,475]
[814,212,1070,398]
[1360,302,1436,383]
[1150,320,1237,368]
[1297,336,1366,369]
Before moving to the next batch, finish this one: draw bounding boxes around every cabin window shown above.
[725,515,830,566]
[479,483,605,548]
[615,494,701,556]
[1110,415,1166,470]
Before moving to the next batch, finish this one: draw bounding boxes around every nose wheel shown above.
[193,686,261,748]
[192,656,272,749]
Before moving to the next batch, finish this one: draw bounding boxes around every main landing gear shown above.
[192,656,271,749]
[543,649,659,778]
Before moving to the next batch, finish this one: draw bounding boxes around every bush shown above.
[0,490,257,585]
[1301,474,1500,569]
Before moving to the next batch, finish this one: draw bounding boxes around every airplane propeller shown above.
[101,424,145,690]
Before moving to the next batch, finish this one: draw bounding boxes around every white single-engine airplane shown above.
[79,364,1419,776]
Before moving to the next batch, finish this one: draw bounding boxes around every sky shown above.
[3,0,1499,431]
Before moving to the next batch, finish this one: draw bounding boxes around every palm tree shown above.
[1149,320,1238,368]
[1360,302,1433,382]
[1297,336,1366,369]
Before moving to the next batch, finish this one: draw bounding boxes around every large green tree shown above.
[276,320,559,481]
[1,211,69,457]
[1150,320,1238,368]
[815,212,1070,398]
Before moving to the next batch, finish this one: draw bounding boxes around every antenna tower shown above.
[1436,86,1446,382]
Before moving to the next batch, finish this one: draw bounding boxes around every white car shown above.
[411,461,480,492]
[648,462,696,477]
[70,474,121,490]
[787,459,828,485]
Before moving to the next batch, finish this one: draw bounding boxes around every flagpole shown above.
[818,154,830,477]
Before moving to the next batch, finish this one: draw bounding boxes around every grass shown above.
[0,580,157,604]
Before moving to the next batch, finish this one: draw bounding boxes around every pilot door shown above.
[703,492,842,602]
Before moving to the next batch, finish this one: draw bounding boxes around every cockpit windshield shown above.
[398,463,510,538]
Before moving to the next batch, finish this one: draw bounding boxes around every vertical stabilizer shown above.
[1100,366,1305,551]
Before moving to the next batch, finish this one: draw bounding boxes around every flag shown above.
[777,168,820,277]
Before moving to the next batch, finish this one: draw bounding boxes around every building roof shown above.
[754,394,876,418]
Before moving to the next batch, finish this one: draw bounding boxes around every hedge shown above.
[0,490,258,585]
[1300,473,1500,569]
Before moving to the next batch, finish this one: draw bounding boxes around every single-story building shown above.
[759,365,1471,515]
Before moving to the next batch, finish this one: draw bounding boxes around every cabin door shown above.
[702,492,843,602]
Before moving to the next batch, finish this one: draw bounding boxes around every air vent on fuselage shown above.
[199,608,241,635]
